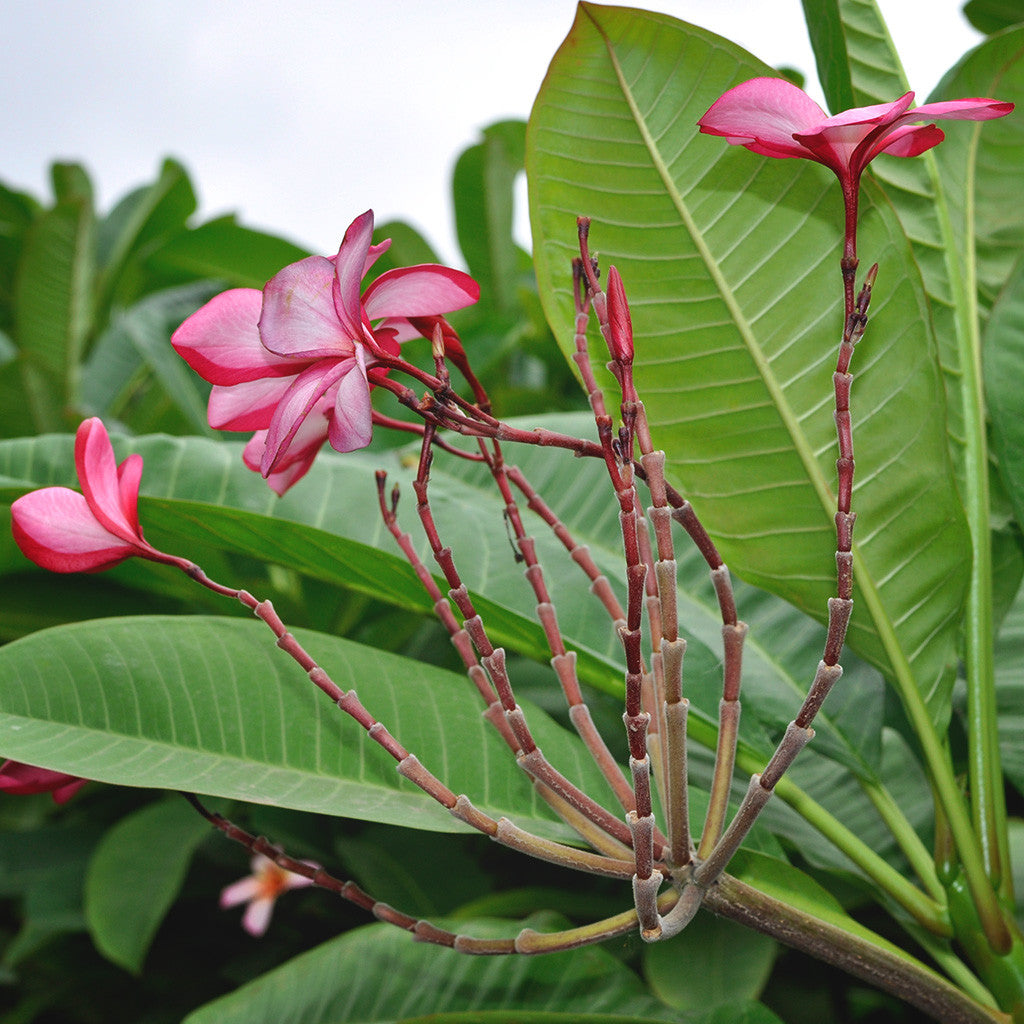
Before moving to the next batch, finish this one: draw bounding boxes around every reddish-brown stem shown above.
[183,793,649,954]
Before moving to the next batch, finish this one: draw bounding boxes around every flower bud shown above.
[606,265,634,363]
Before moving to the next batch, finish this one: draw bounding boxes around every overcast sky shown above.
[2,1,981,265]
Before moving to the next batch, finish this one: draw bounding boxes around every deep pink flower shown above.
[0,760,88,803]
[698,77,1013,196]
[220,854,316,936]
[172,210,479,495]
[11,418,185,574]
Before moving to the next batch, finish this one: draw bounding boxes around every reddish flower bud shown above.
[605,265,634,363]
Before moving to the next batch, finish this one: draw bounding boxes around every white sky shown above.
[2,1,981,266]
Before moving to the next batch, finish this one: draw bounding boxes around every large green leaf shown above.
[932,26,1024,317]
[0,421,938,907]
[984,254,1024,535]
[181,914,773,1024]
[0,615,617,842]
[12,187,95,430]
[453,120,527,314]
[527,4,970,725]
[800,0,855,113]
[144,216,310,289]
[94,158,198,315]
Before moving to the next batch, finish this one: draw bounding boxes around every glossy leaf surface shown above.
[527,3,969,724]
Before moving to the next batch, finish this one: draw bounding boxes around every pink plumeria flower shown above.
[172,209,479,495]
[11,418,187,574]
[698,77,1013,210]
[220,854,316,936]
[0,759,88,804]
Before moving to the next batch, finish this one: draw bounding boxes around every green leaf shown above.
[13,190,96,428]
[643,911,776,1011]
[371,220,441,272]
[932,27,1024,317]
[0,615,617,842]
[454,120,527,312]
[984,254,1024,535]
[800,0,855,113]
[85,796,209,973]
[0,421,924,879]
[994,584,1024,797]
[527,4,969,724]
[964,0,1024,35]
[144,216,310,289]
[181,916,688,1024]
[95,158,198,311]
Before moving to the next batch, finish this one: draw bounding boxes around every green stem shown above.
[860,775,947,905]
[707,873,1009,1024]
[687,716,951,936]
[939,126,1007,896]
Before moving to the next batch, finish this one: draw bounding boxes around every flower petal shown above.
[0,760,88,803]
[220,876,261,908]
[241,897,275,936]
[207,375,299,431]
[260,256,355,359]
[75,419,140,543]
[902,97,1015,123]
[872,123,946,161]
[333,210,376,338]
[261,361,350,475]
[172,289,295,385]
[362,265,480,320]
[244,430,323,495]
[698,77,828,158]
[328,351,373,454]
[11,486,136,573]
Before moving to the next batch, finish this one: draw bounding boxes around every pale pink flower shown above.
[698,77,1013,198]
[172,209,479,495]
[220,854,316,936]
[0,760,87,804]
[11,418,186,574]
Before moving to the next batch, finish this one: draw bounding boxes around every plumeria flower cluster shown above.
[172,209,479,494]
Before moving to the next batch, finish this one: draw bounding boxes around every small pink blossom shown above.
[0,760,88,803]
[11,418,186,574]
[220,854,316,936]
[698,77,1013,197]
[173,210,479,495]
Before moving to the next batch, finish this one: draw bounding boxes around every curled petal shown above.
[871,123,946,161]
[12,486,138,573]
[328,350,373,454]
[362,265,480,320]
[333,210,376,338]
[243,429,322,496]
[172,289,294,385]
[75,418,139,543]
[260,256,356,359]
[261,361,350,476]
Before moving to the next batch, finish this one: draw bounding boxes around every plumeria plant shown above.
[1,3,1023,1023]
